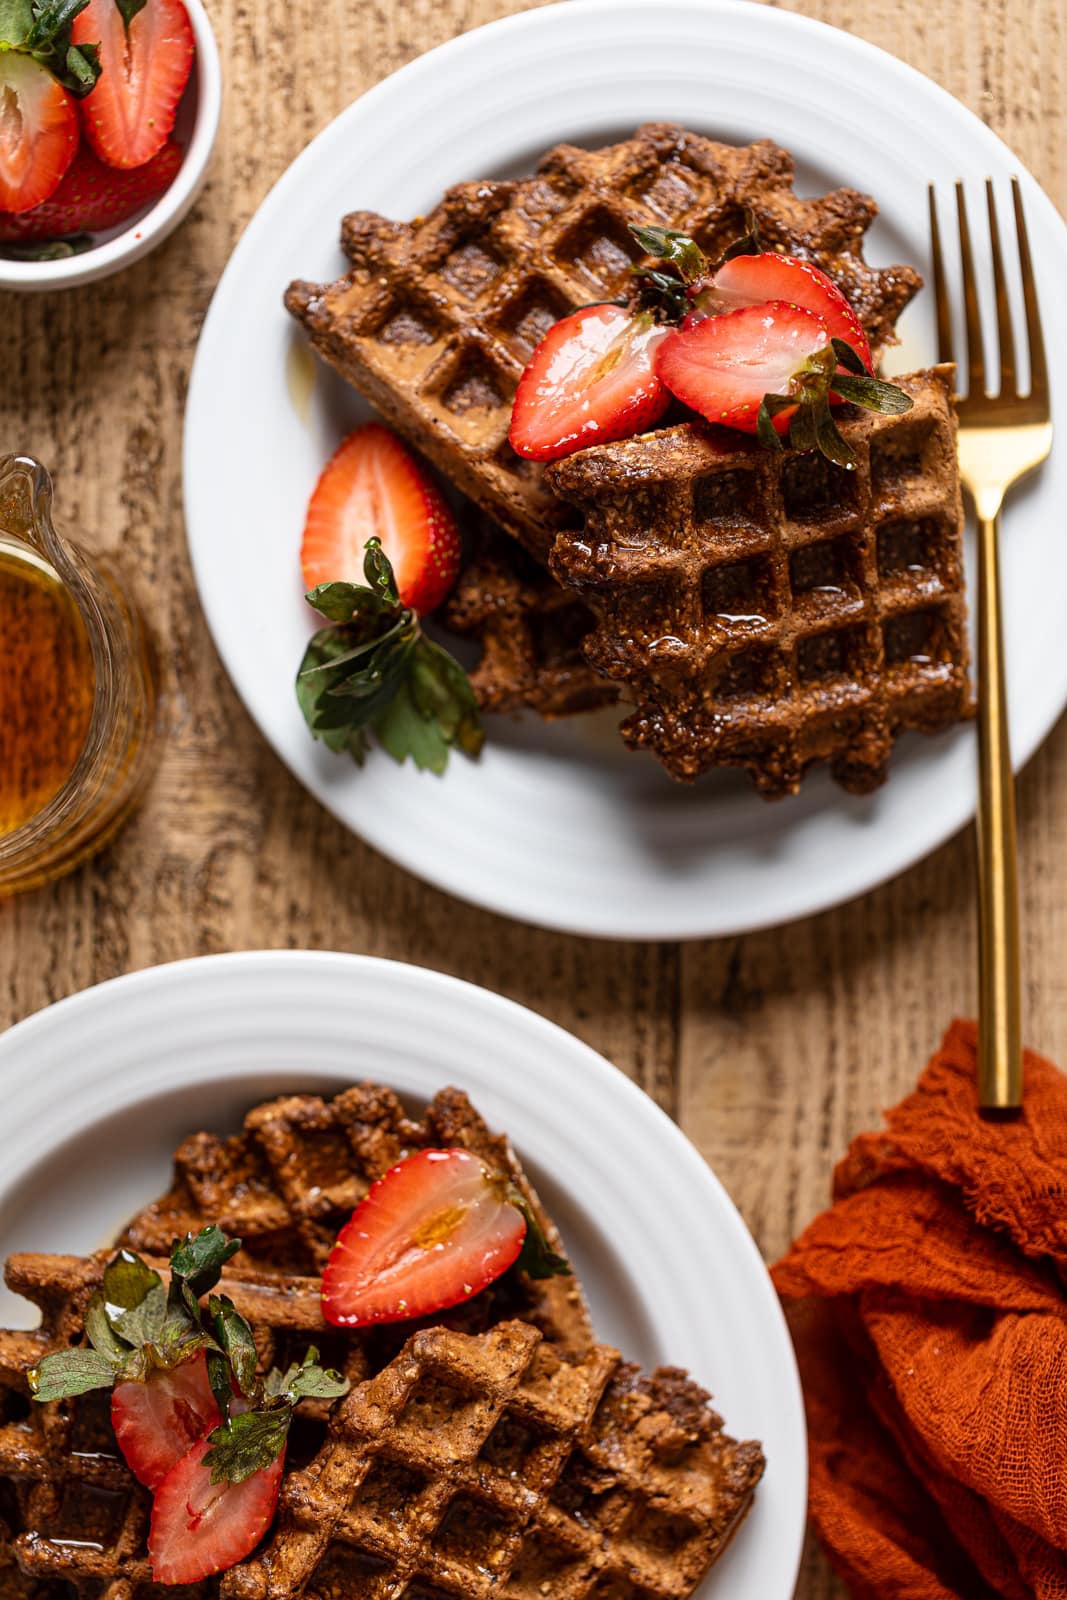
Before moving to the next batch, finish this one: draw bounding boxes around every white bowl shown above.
[0,0,221,292]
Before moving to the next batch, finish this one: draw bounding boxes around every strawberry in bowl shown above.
[0,0,220,288]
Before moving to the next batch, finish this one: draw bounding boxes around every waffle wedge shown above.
[545,366,971,795]
[222,1318,764,1600]
[285,123,921,558]
[441,521,619,718]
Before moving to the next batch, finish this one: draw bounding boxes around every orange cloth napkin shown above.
[772,1019,1067,1600]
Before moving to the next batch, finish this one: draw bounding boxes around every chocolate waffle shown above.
[222,1318,764,1600]
[441,522,619,718]
[545,366,971,795]
[0,1084,593,1596]
[120,1083,592,1358]
[285,123,921,557]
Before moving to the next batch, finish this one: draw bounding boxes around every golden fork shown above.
[929,180,1052,1110]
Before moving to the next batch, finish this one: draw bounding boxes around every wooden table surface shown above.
[2,0,1064,1592]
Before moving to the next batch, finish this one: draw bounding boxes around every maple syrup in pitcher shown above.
[0,537,96,834]
[0,455,161,895]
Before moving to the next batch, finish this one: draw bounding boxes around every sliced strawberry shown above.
[509,304,670,462]
[111,1349,221,1491]
[73,0,194,171]
[301,424,461,615]
[321,1148,527,1328]
[149,1433,284,1584]
[658,301,833,435]
[699,251,873,371]
[0,55,79,213]
[0,141,181,240]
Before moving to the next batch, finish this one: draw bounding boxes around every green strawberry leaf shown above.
[103,1249,163,1318]
[6,0,101,94]
[0,1,35,46]
[171,1226,242,1301]
[829,336,868,376]
[112,1279,167,1349]
[373,678,451,773]
[84,1290,132,1362]
[508,1190,572,1280]
[114,0,146,28]
[756,399,786,452]
[208,1294,259,1399]
[266,1346,349,1404]
[205,1404,292,1485]
[831,371,914,414]
[205,1346,236,1424]
[629,224,707,284]
[28,1347,118,1400]
[363,536,400,605]
[296,542,483,774]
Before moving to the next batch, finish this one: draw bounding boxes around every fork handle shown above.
[975,507,1022,1110]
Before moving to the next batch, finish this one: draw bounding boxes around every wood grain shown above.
[1,2,1064,1595]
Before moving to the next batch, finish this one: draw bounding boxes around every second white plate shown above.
[184,0,1067,938]
[0,950,806,1598]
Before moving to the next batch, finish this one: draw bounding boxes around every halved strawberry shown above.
[111,1349,221,1490]
[148,1433,284,1584]
[658,301,833,435]
[509,303,670,462]
[0,54,79,213]
[696,251,873,371]
[300,424,461,615]
[73,0,194,171]
[0,141,181,240]
[321,1148,529,1328]
[658,300,913,465]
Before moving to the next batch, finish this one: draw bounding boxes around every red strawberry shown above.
[148,1433,284,1584]
[657,301,835,435]
[0,54,79,213]
[301,424,461,615]
[73,0,194,171]
[509,304,670,462]
[322,1148,527,1328]
[692,252,873,371]
[111,1349,221,1491]
[0,142,181,240]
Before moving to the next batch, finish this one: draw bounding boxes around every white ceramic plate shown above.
[184,0,1067,939]
[0,950,805,1598]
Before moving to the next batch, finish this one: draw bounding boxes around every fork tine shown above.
[928,186,955,367]
[955,181,986,398]
[985,180,1016,397]
[1012,177,1049,406]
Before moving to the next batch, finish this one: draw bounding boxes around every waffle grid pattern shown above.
[120,1085,591,1357]
[286,123,921,556]
[546,367,970,793]
[222,1321,764,1600]
[0,1087,593,1596]
[441,524,619,717]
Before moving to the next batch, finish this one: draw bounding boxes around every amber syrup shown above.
[0,537,96,836]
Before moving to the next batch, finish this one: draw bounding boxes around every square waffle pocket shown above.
[545,366,972,795]
[285,123,921,559]
[221,1319,765,1600]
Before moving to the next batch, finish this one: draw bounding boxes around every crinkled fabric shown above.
[773,1020,1067,1600]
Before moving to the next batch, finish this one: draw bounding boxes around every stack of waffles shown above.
[0,1084,764,1596]
[287,122,972,795]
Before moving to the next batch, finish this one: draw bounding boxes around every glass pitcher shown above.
[0,454,161,896]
